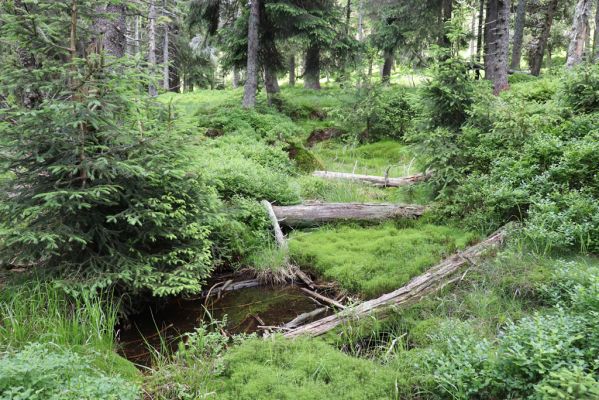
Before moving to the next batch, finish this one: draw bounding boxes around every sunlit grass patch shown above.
[289,222,479,298]
[311,140,423,177]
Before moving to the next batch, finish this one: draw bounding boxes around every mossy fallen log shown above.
[272,202,426,227]
[284,225,511,338]
[312,170,431,188]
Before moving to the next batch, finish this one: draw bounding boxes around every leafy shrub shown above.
[534,367,599,400]
[561,63,599,113]
[0,344,139,400]
[342,86,416,142]
[508,77,558,102]
[421,58,475,130]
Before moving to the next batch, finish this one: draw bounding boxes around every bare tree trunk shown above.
[163,17,169,90]
[345,0,351,34]
[243,0,260,108]
[134,15,140,55]
[93,4,126,57]
[358,0,364,41]
[594,0,599,60]
[484,0,498,81]
[470,7,477,56]
[494,0,510,94]
[289,54,296,86]
[440,0,453,47]
[304,43,321,89]
[476,0,485,79]
[381,49,394,84]
[511,0,527,70]
[567,0,593,68]
[528,0,559,76]
[148,0,158,97]
[232,67,240,88]
[264,64,280,104]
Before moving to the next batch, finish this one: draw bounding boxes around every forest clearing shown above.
[1,0,598,399]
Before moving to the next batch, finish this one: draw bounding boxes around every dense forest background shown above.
[0,0,598,399]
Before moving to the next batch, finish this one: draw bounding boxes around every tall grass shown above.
[0,282,118,353]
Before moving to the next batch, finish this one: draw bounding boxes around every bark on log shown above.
[283,307,328,330]
[272,203,426,227]
[284,226,510,338]
[312,171,431,188]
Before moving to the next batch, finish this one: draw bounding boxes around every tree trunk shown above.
[594,0,599,60]
[284,226,510,338]
[264,64,280,104]
[485,0,510,94]
[289,54,296,86]
[346,0,351,34]
[494,0,510,94]
[304,43,321,89]
[134,15,140,55]
[312,171,432,187]
[566,0,593,68]
[271,203,426,228]
[163,19,169,90]
[232,67,240,88]
[510,0,527,70]
[440,0,453,47]
[528,0,559,76]
[381,49,394,84]
[243,0,260,108]
[476,0,485,79]
[358,0,364,41]
[148,1,158,97]
[93,4,126,58]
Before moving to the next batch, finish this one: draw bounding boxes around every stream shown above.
[118,285,327,366]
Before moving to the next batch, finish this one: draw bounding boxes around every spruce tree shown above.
[0,0,216,298]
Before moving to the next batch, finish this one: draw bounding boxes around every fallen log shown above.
[300,287,345,309]
[261,200,288,251]
[284,226,510,338]
[272,202,426,227]
[283,307,329,330]
[312,170,431,188]
[200,279,262,299]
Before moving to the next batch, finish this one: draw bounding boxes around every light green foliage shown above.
[412,67,599,253]
[290,222,478,297]
[560,63,599,113]
[311,140,422,177]
[0,344,139,400]
[209,337,398,400]
[337,86,417,142]
[534,367,599,400]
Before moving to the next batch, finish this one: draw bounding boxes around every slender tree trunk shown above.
[264,65,280,95]
[567,0,593,68]
[484,0,498,81]
[358,0,364,41]
[346,0,351,34]
[243,0,260,108]
[476,0,485,79]
[494,0,510,94]
[440,0,453,47]
[304,43,321,89]
[232,67,240,88]
[470,7,477,56]
[93,4,126,57]
[148,1,158,96]
[485,0,510,94]
[594,0,599,60]
[529,0,559,76]
[510,0,527,70]
[381,49,394,84]
[289,54,296,86]
[163,21,169,90]
[134,15,140,55]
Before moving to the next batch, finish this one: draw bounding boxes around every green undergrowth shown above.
[289,221,479,298]
[311,140,423,177]
[297,175,434,204]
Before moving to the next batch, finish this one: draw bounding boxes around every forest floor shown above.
[2,77,598,399]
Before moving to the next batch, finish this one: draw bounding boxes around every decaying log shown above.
[300,287,346,309]
[261,200,288,250]
[200,279,262,299]
[284,226,510,338]
[283,307,328,330]
[272,202,426,227]
[312,171,431,188]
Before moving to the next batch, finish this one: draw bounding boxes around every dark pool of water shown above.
[117,285,321,366]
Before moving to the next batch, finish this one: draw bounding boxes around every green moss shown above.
[209,337,398,399]
[290,222,479,298]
